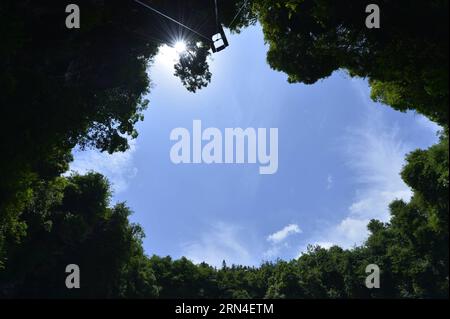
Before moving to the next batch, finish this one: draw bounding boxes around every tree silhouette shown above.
[174,42,212,93]
[252,0,448,126]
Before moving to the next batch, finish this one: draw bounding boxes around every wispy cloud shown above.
[182,222,303,266]
[182,222,255,267]
[343,121,412,222]
[299,79,414,253]
[67,139,138,194]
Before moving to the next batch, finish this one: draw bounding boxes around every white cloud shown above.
[182,222,255,267]
[299,218,370,256]
[334,217,370,244]
[326,174,333,190]
[312,242,334,250]
[298,79,416,253]
[183,222,303,266]
[297,241,335,257]
[267,224,302,244]
[264,224,302,259]
[67,139,138,194]
[343,124,413,222]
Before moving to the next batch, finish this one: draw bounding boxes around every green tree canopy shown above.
[252,0,448,126]
[0,173,159,298]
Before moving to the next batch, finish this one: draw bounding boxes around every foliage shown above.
[2,136,446,298]
[0,0,448,299]
[0,0,248,262]
[174,43,212,93]
[0,173,159,298]
[0,0,159,258]
[144,137,447,299]
[252,0,449,126]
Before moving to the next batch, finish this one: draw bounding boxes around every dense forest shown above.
[0,0,448,298]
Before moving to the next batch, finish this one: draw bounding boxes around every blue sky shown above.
[70,25,441,267]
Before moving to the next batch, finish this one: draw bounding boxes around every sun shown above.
[155,40,188,67]
[174,41,187,54]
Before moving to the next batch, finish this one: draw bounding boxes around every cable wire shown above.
[214,0,220,32]
[229,0,249,29]
[133,0,212,42]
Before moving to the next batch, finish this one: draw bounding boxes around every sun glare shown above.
[155,40,188,67]
[174,41,187,54]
